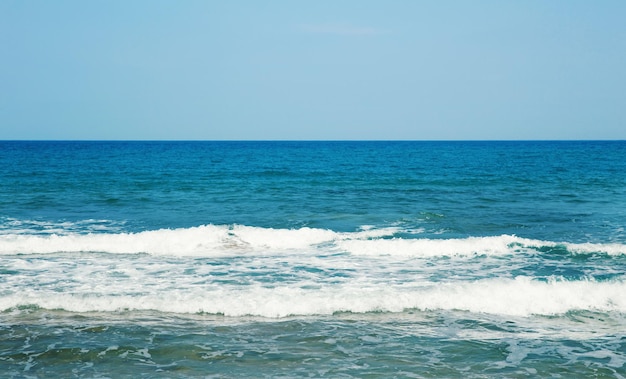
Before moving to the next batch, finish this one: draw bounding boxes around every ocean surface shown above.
[1,140,625,378]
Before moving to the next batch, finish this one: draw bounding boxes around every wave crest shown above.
[3,277,625,318]
[1,224,625,257]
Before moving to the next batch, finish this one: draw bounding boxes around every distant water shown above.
[1,141,625,378]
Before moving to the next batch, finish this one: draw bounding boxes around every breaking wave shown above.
[1,224,625,257]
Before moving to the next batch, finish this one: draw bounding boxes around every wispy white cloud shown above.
[299,23,389,36]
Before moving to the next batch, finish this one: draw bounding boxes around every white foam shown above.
[1,223,625,257]
[227,225,337,250]
[563,241,626,256]
[0,224,383,256]
[0,225,231,256]
[0,225,339,256]
[3,276,625,318]
[415,276,626,316]
[337,235,539,257]
[338,235,626,257]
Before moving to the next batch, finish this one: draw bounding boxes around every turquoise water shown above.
[1,141,625,377]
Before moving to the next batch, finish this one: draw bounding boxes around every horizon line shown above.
[1,139,625,143]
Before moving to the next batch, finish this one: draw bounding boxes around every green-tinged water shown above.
[2,310,625,378]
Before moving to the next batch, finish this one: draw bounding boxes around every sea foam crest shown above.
[337,235,533,257]
[0,225,340,256]
[3,276,625,317]
[0,224,625,256]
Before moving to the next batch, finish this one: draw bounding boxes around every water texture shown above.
[1,141,625,378]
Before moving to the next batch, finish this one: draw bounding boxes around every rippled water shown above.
[1,141,625,377]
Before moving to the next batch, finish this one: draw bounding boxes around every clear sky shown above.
[1,1,625,140]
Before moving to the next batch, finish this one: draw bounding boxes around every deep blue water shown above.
[1,141,625,377]
[3,140,625,240]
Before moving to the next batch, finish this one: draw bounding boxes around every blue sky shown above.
[1,1,625,140]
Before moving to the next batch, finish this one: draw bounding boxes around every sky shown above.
[1,0,625,140]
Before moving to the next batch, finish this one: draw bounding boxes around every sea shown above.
[1,140,625,378]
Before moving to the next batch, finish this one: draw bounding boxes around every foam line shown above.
[1,224,625,256]
[3,277,625,317]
